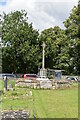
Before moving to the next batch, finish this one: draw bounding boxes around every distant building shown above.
[48,69,64,80]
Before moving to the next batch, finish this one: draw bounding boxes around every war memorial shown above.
[15,42,72,89]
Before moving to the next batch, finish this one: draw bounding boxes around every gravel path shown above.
[1,110,30,120]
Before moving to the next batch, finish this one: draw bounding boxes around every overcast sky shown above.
[0,0,78,32]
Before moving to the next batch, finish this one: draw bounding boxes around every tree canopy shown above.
[1,10,40,73]
[1,0,80,75]
[63,1,80,75]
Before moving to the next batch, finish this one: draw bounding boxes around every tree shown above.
[0,13,2,73]
[1,0,80,75]
[39,26,68,72]
[64,0,80,75]
[1,10,40,73]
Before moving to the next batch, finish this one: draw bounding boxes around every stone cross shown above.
[42,42,46,70]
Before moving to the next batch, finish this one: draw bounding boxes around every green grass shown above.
[0,80,78,118]
[0,79,15,90]
[33,87,78,118]
[2,93,31,110]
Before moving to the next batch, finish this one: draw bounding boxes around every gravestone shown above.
[8,84,14,91]
[30,91,32,96]
[4,76,7,91]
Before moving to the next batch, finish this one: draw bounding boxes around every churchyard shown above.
[0,79,78,118]
[0,41,79,119]
[0,0,80,119]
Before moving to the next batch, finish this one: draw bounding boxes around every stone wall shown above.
[15,79,40,89]
[15,78,72,90]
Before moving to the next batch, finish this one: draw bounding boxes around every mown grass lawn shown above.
[0,79,78,118]
[33,87,78,118]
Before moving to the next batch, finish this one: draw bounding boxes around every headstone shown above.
[4,76,7,91]
[8,84,14,91]
[30,91,32,96]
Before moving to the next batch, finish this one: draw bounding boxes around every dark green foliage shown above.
[38,1,80,75]
[1,10,40,73]
[39,27,67,69]
[1,0,80,75]
[64,1,80,75]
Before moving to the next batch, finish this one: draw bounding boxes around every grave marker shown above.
[4,76,7,91]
